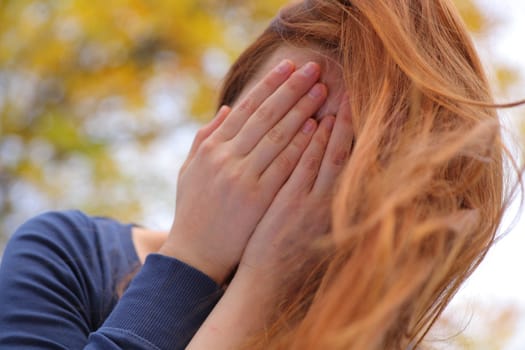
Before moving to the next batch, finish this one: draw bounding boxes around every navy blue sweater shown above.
[0,211,223,349]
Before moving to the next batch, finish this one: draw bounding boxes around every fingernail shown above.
[215,105,229,119]
[301,62,319,77]
[217,105,228,115]
[275,60,294,75]
[302,119,316,133]
[308,84,325,98]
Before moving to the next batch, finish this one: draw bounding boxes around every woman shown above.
[0,0,521,349]
[0,56,343,348]
[188,0,523,349]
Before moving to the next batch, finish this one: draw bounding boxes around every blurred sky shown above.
[448,1,525,348]
[459,0,525,302]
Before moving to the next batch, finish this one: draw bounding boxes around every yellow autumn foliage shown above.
[0,0,522,347]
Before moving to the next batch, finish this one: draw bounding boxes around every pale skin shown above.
[131,45,352,348]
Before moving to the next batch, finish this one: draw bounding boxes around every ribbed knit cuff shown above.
[102,254,223,350]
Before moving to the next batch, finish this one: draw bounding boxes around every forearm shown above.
[92,254,222,350]
[187,268,277,350]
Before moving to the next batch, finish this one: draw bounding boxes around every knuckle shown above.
[324,124,333,138]
[199,138,216,155]
[275,154,294,173]
[314,134,328,149]
[332,148,349,166]
[342,109,353,123]
[305,157,321,172]
[291,102,311,118]
[198,142,231,173]
[237,97,257,114]
[285,78,303,94]
[221,165,244,187]
[195,126,208,140]
[262,76,278,91]
[291,133,307,149]
[254,103,275,121]
[300,167,318,189]
[267,127,285,144]
[226,169,242,184]
[212,154,228,169]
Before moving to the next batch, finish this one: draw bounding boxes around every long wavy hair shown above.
[218,0,522,348]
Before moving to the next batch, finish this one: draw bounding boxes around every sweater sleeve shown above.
[0,211,223,350]
[86,255,223,350]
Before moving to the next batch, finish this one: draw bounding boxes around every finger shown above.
[231,62,322,155]
[214,60,296,141]
[181,106,230,172]
[189,106,230,158]
[258,118,318,196]
[279,115,334,196]
[313,95,353,193]
[245,83,327,175]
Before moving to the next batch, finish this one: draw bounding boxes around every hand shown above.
[237,95,354,284]
[185,97,354,350]
[159,60,328,284]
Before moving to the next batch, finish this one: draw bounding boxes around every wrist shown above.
[235,263,279,294]
[226,266,280,324]
[158,239,228,285]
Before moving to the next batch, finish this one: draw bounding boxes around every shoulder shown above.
[2,209,140,283]
[4,210,140,286]
[8,210,92,246]
[4,210,97,266]
[0,210,140,342]
[7,210,137,262]
[4,210,140,298]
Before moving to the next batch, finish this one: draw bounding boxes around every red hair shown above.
[219,0,523,348]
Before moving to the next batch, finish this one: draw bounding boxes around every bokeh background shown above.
[0,0,524,348]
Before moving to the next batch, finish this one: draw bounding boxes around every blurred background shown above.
[0,0,524,348]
